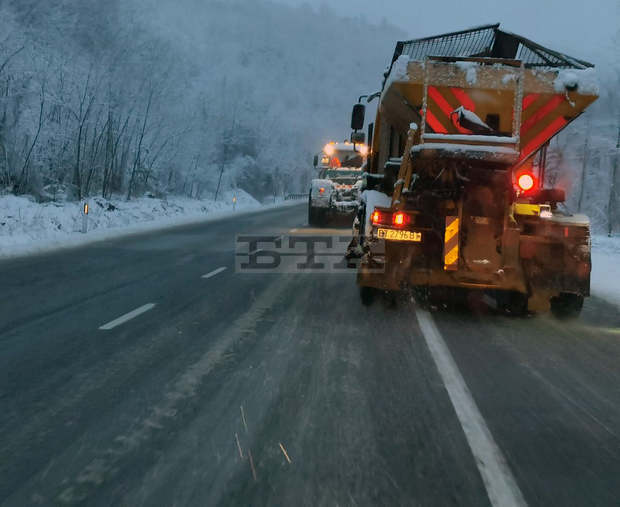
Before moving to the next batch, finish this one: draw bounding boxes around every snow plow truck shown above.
[309,141,368,226]
[348,24,598,317]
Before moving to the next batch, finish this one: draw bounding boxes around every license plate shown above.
[377,228,422,242]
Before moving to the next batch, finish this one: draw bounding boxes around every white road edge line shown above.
[201,266,227,279]
[414,308,527,507]
[99,303,156,331]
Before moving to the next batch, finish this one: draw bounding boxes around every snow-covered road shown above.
[1,204,620,506]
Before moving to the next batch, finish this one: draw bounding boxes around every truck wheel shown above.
[382,290,398,309]
[360,286,377,306]
[308,203,320,226]
[320,210,329,227]
[313,209,326,227]
[502,292,528,316]
[550,293,584,319]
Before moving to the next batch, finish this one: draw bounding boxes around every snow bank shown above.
[412,143,519,160]
[553,68,599,95]
[423,134,517,144]
[501,73,517,85]
[383,55,410,93]
[452,106,491,131]
[455,61,478,85]
[0,190,297,259]
[591,235,620,307]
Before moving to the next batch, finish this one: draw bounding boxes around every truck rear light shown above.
[371,209,392,226]
[392,211,410,227]
[516,172,535,192]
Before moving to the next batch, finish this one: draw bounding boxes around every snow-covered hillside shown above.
[0,190,289,258]
[0,0,404,203]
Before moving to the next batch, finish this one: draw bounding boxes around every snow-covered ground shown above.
[0,190,299,259]
[591,235,620,307]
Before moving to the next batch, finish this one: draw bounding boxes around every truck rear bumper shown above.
[357,257,527,293]
[356,236,590,312]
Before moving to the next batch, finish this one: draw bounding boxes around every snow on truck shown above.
[347,24,598,317]
[308,141,368,226]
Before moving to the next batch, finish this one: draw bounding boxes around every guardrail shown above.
[284,194,307,201]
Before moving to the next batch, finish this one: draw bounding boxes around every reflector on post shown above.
[82,202,89,234]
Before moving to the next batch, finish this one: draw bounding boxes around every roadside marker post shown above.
[233,196,237,211]
[82,202,89,234]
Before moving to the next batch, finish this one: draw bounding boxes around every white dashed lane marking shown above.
[201,267,228,279]
[414,308,527,507]
[99,303,156,331]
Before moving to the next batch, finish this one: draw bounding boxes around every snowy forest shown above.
[0,0,400,204]
[0,0,618,230]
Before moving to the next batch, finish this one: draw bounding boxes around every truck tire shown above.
[360,286,377,306]
[308,204,315,226]
[309,207,324,226]
[308,206,326,227]
[308,195,320,226]
[499,291,528,316]
[550,293,584,319]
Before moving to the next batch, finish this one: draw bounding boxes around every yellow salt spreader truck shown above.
[348,24,598,317]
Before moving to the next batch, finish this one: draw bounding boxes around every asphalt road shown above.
[1,203,619,506]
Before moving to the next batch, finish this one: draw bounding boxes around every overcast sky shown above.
[279,0,618,65]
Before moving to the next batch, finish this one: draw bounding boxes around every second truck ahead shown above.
[309,141,368,226]
[349,24,598,317]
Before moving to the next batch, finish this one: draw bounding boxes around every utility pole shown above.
[607,123,620,237]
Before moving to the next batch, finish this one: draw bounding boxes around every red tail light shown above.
[392,212,409,227]
[371,210,382,225]
[371,209,405,227]
[371,209,393,225]
[517,173,535,192]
